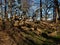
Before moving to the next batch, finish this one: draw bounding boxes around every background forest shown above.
[0,0,60,45]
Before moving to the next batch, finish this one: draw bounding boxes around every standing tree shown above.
[5,0,8,18]
[0,0,2,17]
[42,0,53,21]
[40,0,42,21]
[21,0,29,16]
[53,0,59,23]
[8,0,12,17]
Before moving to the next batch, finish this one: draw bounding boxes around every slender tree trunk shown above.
[45,0,48,21]
[45,9,48,21]
[40,0,42,21]
[0,0,2,18]
[8,0,12,17]
[5,0,8,18]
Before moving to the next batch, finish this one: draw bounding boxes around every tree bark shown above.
[5,0,8,18]
[40,0,42,21]
[8,0,12,17]
[53,0,59,23]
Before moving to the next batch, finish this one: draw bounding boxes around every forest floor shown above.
[0,20,60,45]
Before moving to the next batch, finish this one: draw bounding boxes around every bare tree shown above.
[40,0,42,21]
[53,0,59,23]
[8,0,12,17]
[5,0,8,18]
[42,0,53,21]
[21,0,29,16]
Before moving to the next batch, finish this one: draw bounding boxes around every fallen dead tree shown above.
[40,21,57,30]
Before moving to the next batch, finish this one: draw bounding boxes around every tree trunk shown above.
[45,0,48,21]
[5,0,8,18]
[45,9,48,21]
[8,0,12,17]
[53,0,59,23]
[40,0,42,21]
